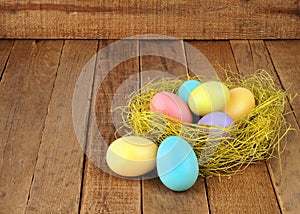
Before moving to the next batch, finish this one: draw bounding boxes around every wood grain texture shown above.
[266,41,300,125]
[0,40,14,78]
[230,40,279,77]
[230,40,300,213]
[189,41,280,214]
[229,40,282,90]
[186,41,238,80]
[140,40,188,77]
[0,40,63,214]
[140,40,209,214]
[0,0,299,39]
[143,178,208,213]
[267,110,300,214]
[264,40,300,213]
[25,40,98,213]
[0,39,298,214]
[80,40,141,213]
[207,164,280,214]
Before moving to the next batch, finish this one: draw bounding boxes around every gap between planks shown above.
[0,40,14,81]
[78,40,101,214]
[26,40,66,209]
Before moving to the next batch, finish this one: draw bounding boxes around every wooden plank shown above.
[264,40,300,213]
[266,41,300,125]
[0,1,299,39]
[0,40,14,78]
[267,110,300,213]
[229,40,282,87]
[80,40,141,213]
[229,40,300,213]
[186,41,238,80]
[25,40,98,213]
[140,40,188,77]
[230,40,279,78]
[143,178,208,213]
[140,40,209,213]
[0,40,63,214]
[190,41,280,213]
[206,164,280,213]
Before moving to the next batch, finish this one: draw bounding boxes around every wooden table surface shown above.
[0,39,299,214]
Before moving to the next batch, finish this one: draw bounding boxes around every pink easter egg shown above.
[150,92,193,123]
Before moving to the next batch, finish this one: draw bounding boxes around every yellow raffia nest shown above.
[113,70,292,177]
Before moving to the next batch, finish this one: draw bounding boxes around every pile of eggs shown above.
[106,79,255,191]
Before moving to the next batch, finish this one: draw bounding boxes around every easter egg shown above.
[150,92,193,123]
[198,112,233,128]
[188,81,230,116]
[198,112,233,137]
[157,136,199,191]
[197,112,233,164]
[106,136,158,177]
[178,80,202,103]
[224,87,255,121]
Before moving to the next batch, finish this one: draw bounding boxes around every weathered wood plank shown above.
[80,40,141,213]
[139,40,189,77]
[0,40,14,78]
[140,40,209,214]
[0,40,63,214]
[266,41,300,126]
[207,164,280,214]
[143,178,208,213]
[230,40,278,78]
[265,40,300,213]
[190,40,280,213]
[185,41,238,80]
[230,40,300,213]
[267,109,300,214]
[229,40,282,87]
[25,40,98,213]
[0,1,299,39]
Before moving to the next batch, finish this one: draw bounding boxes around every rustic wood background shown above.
[0,39,299,213]
[0,0,299,39]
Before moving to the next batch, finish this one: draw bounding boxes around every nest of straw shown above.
[114,70,292,177]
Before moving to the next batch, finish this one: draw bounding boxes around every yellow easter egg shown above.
[106,136,158,177]
[224,87,255,121]
[188,81,230,116]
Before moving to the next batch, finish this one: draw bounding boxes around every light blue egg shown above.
[178,80,202,103]
[156,136,199,191]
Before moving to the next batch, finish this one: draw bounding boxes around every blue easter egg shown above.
[156,136,199,191]
[178,80,202,103]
